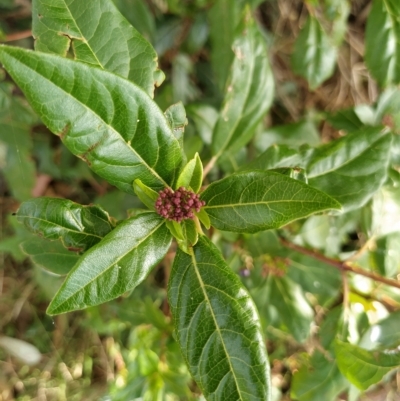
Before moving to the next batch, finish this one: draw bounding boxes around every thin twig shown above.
[2,30,32,42]
[203,155,218,178]
[279,238,400,290]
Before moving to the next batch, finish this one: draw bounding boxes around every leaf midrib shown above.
[189,248,243,401]
[204,199,335,209]
[7,49,170,188]
[17,214,103,239]
[49,219,165,312]
[62,0,105,69]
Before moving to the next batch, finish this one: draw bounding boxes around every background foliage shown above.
[1,0,400,400]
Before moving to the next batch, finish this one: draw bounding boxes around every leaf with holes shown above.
[200,170,341,233]
[168,235,271,400]
[0,46,183,193]
[47,213,172,315]
[32,0,164,97]
[16,197,114,252]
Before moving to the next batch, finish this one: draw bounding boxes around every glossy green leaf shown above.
[47,213,172,315]
[133,179,159,211]
[21,238,79,275]
[307,128,392,211]
[176,153,203,193]
[0,45,183,194]
[186,104,218,146]
[292,15,337,89]
[211,7,274,157]
[335,340,400,390]
[267,276,314,343]
[32,0,163,97]
[291,352,348,401]
[365,0,400,86]
[168,235,271,401]
[200,170,341,233]
[16,197,113,252]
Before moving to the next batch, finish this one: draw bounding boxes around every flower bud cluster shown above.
[155,187,205,222]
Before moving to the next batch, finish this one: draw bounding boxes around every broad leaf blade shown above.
[32,0,163,97]
[291,352,348,401]
[0,46,183,193]
[365,0,400,87]
[335,340,400,390]
[16,197,113,252]
[168,235,271,401]
[21,238,79,275]
[200,171,341,233]
[47,213,172,315]
[292,15,337,89]
[211,7,274,157]
[307,128,392,211]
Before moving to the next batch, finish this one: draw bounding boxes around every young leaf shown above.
[211,7,274,158]
[195,208,211,230]
[200,170,341,233]
[307,128,392,211]
[365,0,400,87]
[21,238,79,275]
[168,235,271,400]
[335,340,400,391]
[47,213,172,315]
[0,46,183,194]
[133,179,159,211]
[32,0,164,97]
[16,197,113,252]
[176,153,203,193]
[291,352,348,401]
[292,15,337,89]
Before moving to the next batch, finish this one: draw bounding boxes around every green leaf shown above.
[335,340,400,390]
[291,352,348,401]
[195,208,211,230]
[47,213,172,315]
[200,170,341,234]
[360,310,400,351]
[208,0,244,92]
[0,83,37,201]
[16,197,114,252]
[176,153,203,193]
[186,104,218,146]
[32,0,164,97]
[168,235,271,400]
[245,145,305,172]
[365,0,400,87]
[0,45,183,194]
[307,128,392,211]
[211,7,274,157]
[267,276,314,343]
[133,179,159,211]
[165,101,188,143]
[21,238,79,275]
[292,15,337,89]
